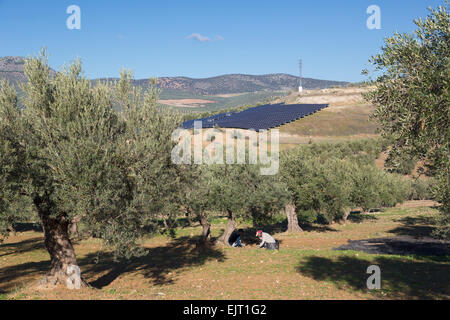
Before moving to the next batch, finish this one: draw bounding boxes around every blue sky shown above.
[0,0,444,82]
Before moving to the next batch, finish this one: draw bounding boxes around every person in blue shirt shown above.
[229,229,245,247]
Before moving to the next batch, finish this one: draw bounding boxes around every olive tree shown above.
[211,163,287,245]
[281,143,409,226]
[181,165,216,245]
[0,51,183,288]
[364,3,449,238]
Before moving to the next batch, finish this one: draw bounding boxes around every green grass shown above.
[279,104,378,137]
[0,204,448,300]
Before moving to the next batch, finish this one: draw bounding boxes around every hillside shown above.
[0,56,29,84]
[0,56,352,111]
[132,74,349,95]
[1,56,348,94]
[0,56,58,84]
[275,86,380,147]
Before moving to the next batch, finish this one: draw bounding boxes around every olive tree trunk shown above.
[285,202,302,232]
[339,208,352,224]
[68,216,81,239]
[199,216,211,244]
[216,210,235,246]
[34,198,86,289]
[185,210,193,227]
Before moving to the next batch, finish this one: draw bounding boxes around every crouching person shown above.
[256,230,279,250]
[229,229,245,247]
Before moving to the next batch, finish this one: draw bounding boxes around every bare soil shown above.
[158,99,217,108]
[0,201,448,300]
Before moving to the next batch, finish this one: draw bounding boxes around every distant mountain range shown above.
[0,56,349,95]
[133,74,349,95]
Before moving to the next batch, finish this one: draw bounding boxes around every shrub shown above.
[408,177,437,200]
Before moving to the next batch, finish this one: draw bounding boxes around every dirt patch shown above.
[210,93,248,98]
[158,99,216,108]
[397,200,439,208]
[334,236,450,256]
[279,87,372,106]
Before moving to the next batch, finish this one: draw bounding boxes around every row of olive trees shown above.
[0,51,293,288]
[180,163,287,246]
[279,143,410,230]
[176,138,410,243]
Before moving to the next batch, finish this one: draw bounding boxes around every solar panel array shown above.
[182,103,329,131]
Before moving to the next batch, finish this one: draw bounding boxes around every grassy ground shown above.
[0,201,448,300]
[279,104,378,138]
[275,86,380,149]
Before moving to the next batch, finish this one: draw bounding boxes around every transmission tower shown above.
[298,59,303,93]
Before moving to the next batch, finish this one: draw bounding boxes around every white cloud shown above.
[215,35,224,41]
[186,33,210,42]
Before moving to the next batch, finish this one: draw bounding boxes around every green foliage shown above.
[384,151,418,175]
[407,177,437,200]
[281,140,409,224]
[207,163,288,225]
[0,50,183,258]
[0,79,35,240]
[297,209,318,224]
[364,3,450,238]
[298,138,388,165]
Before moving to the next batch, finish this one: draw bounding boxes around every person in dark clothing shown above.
[229,229,245,247]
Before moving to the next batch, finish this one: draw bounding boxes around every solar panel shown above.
[181,104,329,131]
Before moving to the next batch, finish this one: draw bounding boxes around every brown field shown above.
[275,86,380,148]
[159,99,217,108]
[0,201,448,300]
[209,93,248,98]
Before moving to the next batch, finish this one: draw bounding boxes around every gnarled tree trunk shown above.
[68,216,81,239]
[216,210,235,246]
[185,210,193,227]
[34,197,86,289]
[339,208,352,224]
[285,202,302,233]
[199,215,211,245]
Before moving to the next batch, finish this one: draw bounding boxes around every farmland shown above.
[1,201,448,300]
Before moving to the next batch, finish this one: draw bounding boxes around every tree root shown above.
[35,266,91,290]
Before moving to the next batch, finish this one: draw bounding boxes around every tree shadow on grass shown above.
[301,224,339,233]
[0,259,51,294]
[84,236,226,288]
[348,212,379,224]
[0,237,45,258]
[0,235,226,293]
[334,237,450,259]
[297,255,450,299]
[12,222,43,233]
[388,215,436,238]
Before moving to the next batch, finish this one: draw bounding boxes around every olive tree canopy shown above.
[0,50,183,288]
[364,3,449,238]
